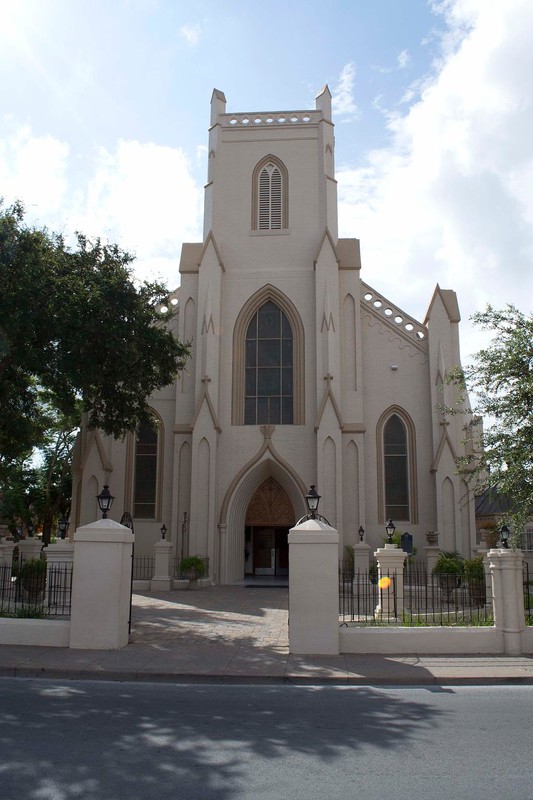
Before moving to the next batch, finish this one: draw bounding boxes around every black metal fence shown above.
[132,556,211,580]
[524,561,532,624]
[340,562,494,626]
[0,557,72,618]
[132,556,155,580]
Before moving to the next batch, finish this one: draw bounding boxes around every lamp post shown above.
[160,524,167,540]
[385,519,396,544]
[358,526,365,542]
[500,524,510,549]
[58,516,70,540]
[305,485,321,520]
[96,484,115,519]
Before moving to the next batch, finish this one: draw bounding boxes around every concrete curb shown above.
[2,665,533,686]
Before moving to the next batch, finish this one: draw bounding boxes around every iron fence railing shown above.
[340,563,494,626]
[524,561,532,623]
[132,556,155,580]
[173,556,209,579]
[0,557,72,618]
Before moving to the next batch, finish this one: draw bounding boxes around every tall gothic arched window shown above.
[244,300,293,424]
[251,156,289,230]
[383,413,411,521]
[133,418,160,518]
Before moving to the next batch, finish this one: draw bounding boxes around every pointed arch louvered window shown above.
[252,156,288,230]
[258,164,282,230]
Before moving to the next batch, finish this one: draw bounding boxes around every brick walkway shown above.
[131,586,289,650]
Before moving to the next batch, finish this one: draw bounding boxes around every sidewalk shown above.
[1,586,532,685]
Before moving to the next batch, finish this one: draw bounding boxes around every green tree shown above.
[448,304,533,544]
[0,201,190,485]
[0,201,190,541]
[0,413,76,544]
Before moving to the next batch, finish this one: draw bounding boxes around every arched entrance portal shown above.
[244,478,295,576]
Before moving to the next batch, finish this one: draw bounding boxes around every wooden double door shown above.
[245,477,294,576]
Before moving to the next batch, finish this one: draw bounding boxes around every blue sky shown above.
[2,0,533,362]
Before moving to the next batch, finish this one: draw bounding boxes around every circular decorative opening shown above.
[241,117,249,125]
[277,116,286,123]
[254,117,262,125]
[373,300,382,308]
[384,308,393,316]
[364,293,373,301]
[290,116,299,123]
[416,331,426,339]
[394,316,403,324]
[266,117,274,124]
[405,323,414,331]
[302,115,311,122]
[229,118,237,126]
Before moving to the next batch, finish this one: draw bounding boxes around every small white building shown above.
[71,86,476,583]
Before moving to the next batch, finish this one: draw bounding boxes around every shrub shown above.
[463,556,484,581]
[179,556,206,580]
[19,557,47,593]
[432,552,464,576]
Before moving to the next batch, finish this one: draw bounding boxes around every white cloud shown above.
[73,140,203,287]
[397,49,411,69]
[338,0,533,362]
[178,23,202,47]
[0,120,203,289]
[0,117,69,218]
[332,62,358,118]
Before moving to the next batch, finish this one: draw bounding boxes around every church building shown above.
[71,86,476,583]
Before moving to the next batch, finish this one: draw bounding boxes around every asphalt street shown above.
[0,678,531,800]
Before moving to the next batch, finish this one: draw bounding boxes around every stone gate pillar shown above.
[151,538,173,591]
[375,544,407,620]
[489,548,525,655]
[70,519,133,649]
[288,518,339,655]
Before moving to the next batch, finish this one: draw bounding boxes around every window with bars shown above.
[252,156,288,230]
[384,414,410,520]
[244,301,293,424]
[133,419,159,518]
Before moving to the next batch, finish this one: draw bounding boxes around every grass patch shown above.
[0,604,49,619]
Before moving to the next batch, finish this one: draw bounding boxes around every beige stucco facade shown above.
[71,86,476,583]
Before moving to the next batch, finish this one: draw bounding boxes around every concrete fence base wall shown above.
[340,626,503,655]
[521,627,533,653]
[0,619,70,647]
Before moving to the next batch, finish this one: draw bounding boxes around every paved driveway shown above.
[131,585,289,650]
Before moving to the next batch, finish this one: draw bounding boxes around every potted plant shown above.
[19,557,47,602]
[179,556,206,589]
[463,555,486,606]
[432,552,463,601]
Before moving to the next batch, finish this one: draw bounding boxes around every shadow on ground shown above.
[0,678,448,800]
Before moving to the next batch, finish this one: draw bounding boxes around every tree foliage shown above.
[0,412,76,543]
[0,201,190,479]
[0,201,190,534]
[448,304,533,541]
